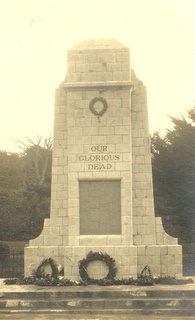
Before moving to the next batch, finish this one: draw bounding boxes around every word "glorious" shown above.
[78,154,120,162]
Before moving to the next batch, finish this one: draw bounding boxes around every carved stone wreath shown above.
[79,251,117,283]
[89,97,108,117]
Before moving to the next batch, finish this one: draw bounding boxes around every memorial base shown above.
[25,244,182,280]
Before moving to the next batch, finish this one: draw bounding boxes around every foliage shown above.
[0,137,52,241]
[79,251,117,283]
[4,260,193,286]
[151,107,195,243]
[137,265,154,286]
[0,242,10,262]
[5,257,192,287]
[154,276,193,285]
[20,137,52,191]
[32,258,59,278]
[5,276,192,286]
[0,151,25,240]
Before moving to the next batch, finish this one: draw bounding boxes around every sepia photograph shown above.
[0,1,195,319]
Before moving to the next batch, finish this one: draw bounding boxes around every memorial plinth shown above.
[25,39,182,279]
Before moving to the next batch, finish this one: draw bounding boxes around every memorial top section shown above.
[70,39,129,50]
[64,39,131,85]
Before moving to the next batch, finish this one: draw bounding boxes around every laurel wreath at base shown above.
[79,251,117,283]
[34,258,59,278]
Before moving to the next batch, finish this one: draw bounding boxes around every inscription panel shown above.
[78,145,122,171]
[79,180,121,235]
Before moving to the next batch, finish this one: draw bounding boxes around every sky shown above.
[0,0,195,153]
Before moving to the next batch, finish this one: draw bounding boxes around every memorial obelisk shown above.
[25,40,182,279]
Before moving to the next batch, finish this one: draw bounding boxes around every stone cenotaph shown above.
[25,39,182,279]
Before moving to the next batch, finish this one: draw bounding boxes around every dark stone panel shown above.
[79,180,121,235]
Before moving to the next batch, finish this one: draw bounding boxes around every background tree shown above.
[20,137,52,238]
[0,151,25,240]
[0,137,52,241]
[151,107,195,243]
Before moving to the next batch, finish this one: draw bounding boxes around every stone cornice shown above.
[61,81,134,89]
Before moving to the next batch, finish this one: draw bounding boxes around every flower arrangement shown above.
[79,251,117,284]
[4,253,193,287]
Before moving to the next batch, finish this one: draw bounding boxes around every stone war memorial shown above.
[24,39,182,280]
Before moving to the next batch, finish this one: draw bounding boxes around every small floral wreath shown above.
[89,97,108,117]
[79,251,117,283]
[137,265,154,286]
[35,258,59,278]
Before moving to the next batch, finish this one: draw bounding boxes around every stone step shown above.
[1,308,195,317]
[1,297,195,310]
[1,288,195,299]
[1,284,195,316]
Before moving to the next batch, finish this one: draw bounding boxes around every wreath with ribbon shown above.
[89,97,108,117]
[79,251,117,283]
